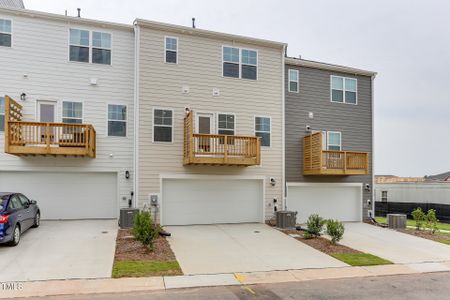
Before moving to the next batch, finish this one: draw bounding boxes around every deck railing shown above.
[183,111,260,166]
[4,96,96,157]
[304,132,368,175]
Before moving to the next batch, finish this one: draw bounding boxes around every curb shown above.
[1,261,450,298]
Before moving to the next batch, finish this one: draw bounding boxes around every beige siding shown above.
[0,11,135,209]
[137,26,284,220]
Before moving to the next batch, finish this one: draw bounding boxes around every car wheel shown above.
[9,225,20,247]
[32,212,40,228]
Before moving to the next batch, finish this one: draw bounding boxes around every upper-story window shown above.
[70,29,111,65]
[0,96,5,132]
[223,47,258,80]
[0,19,12,47]
[326,131,342,151]
[62,101,83,124]
[288,69,299,92]
[165,36,178,63]
[92,32,111,64]
[255,116,271,147]
[153,109,173,142]
[331,76,357,104]
[108,104,127,137]
[218,114,235,135]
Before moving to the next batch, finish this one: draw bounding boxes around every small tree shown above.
[426,209,439,234]
[306,214,326,237]
[411,207,426,230]
[326,220,345,244]
[132,210,159,250]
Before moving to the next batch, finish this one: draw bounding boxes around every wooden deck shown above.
[303,132,368,175]
[4,96,96,157]
[183,111,261,166]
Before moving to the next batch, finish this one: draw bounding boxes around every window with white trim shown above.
[223,47,257,80]
[381,191,388,203]
[327,131,342,151]
[255,116,271,147]
[153,109,173,142]
[92,31,111,65]
[165,37,177,63]
[0,19,11,47]
[108,104,127,137]
[62,101,83,124]
[218,114,235,135]
[0,97,4,132]
[288,69,299,92]
[70,29,111,65]
[331,76,357,104]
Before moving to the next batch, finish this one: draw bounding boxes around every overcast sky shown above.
[24,0,450,177]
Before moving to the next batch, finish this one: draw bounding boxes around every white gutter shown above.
[282,46,287,210]
[133,21,140,208]
[371,74,376,217]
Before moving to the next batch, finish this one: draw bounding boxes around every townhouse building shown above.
[0,7,135,219]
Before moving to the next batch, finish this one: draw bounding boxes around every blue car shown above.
[0,193,40,246]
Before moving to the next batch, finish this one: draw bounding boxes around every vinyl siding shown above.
[137,26,284,220]
[0,11,135,209]
[285,65,373,219]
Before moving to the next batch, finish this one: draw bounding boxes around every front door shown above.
[195,113,214,152]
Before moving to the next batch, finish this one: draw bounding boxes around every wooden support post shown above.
[223,135,228,164]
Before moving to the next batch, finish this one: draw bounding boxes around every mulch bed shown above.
[398,228,450,243]
[114,229,177,262]
[282,229,362,255]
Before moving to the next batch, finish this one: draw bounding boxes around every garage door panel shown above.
[162,178,263,225]
[0,172,117,220]
[287,184,362,223]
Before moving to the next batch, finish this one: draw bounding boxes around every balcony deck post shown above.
[223,135,228,164]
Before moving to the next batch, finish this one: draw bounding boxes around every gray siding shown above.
[285,65,373,218]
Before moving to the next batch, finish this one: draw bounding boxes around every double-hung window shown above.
[223,47,258,80]
[326,131,342,151]
[0,19,11,47]
[70,29,111,65]
[381,191,388,203]
[331,76,357,104]
[288,69,299,92]
[255,116,271,147]
[108,104,127,137]
[218,114,235,135]
[92,32,111,64]
[153,109,173,142]
[165,37,178,63]
[0,97,5,132]
[62,101,83,124]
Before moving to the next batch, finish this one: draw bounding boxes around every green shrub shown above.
[326,219,345,244]
[426,209,439,234]
[411,207,426,230]
[303,231,313,239]
[132,210,159,250]
[306,214,326,237]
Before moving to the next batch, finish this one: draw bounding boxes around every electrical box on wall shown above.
[149,194,159,206]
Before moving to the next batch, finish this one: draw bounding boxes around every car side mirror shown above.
[30,200,37,205]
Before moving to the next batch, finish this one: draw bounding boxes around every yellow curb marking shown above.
[234,273,247,283]
[243,286,256,295]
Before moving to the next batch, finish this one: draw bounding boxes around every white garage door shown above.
[287,183,362,223]
[0,172,117,219]
[162,178,264,225]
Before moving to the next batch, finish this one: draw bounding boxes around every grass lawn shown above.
[331,253,393,267]
[439,240,450,246]
[375,217,450,231]
[112,260,181,278]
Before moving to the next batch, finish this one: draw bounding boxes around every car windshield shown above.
[0,195,8,211]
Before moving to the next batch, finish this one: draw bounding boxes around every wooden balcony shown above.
[4,96,96,157]
[303,132,369,175]
[183,111,261,166]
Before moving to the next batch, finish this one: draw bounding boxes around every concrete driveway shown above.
[340,223,450,264]
[166,223,346,275]
[0,220,117,282]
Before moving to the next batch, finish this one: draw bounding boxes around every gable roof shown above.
[0,0,24,9]
[425,171,450,182]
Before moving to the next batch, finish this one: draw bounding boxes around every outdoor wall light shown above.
[125,170,130,179]
[270,177,276,186]
[20,93,26,101]
[365,183,371,192]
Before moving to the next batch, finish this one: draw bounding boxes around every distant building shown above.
[0,0,24,9]
[425,171,450,182]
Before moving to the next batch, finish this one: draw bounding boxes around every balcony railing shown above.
[183,111,260,166]
[303,132,369,175]
[4,96,96,157]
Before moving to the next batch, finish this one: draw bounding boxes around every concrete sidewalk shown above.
[2,261,450,299]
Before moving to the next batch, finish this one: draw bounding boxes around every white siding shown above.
[0,11,135,209]
[375,183,450,205]
[137,26,284,220]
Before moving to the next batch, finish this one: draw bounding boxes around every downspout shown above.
[133,21,140,209]
[282,45,287,210]
[371,73,376,217]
